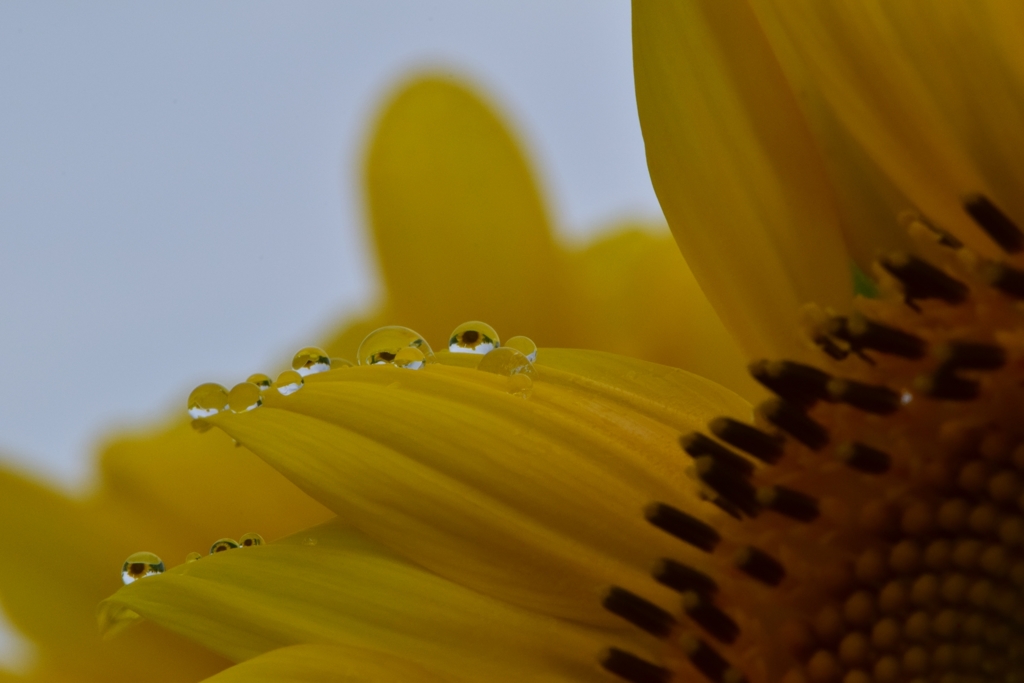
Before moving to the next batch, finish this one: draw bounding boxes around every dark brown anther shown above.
[756,485,820,523]
[734,546,786,586]
[933,341,1006,370]
[748,360,832,408]
[695,457,760,518]
[846,313,926,359]
[602,587,676,637]
[914,370,980,401]
[680,433,755,477]
[600,648,672,683]
[760,398,829,451]
[836,442,891,474]
[880,251,969,306]
[678,634,744,683]
[964,193,1024,254]
[682,591,740,644]
[652,559,718,595]
[813,333,850,361]
[708,417,784,465]
[645,503,721,552]
[978,261,1024,298]
[827,378,902,415]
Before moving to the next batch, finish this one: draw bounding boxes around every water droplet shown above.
[121,552,164,585]
[394,346,426,370]
[357,326,435,367]
[227,382,262,413]
[331,357,354,368]
[185,551,202,563]
[239,532,264,547]
[507,373,533,398]
[209,538,239,554]
[292,346,331,376]
[187,383,228,419]
[448,321,500,354]
[246,373,272,390]
[504,336,537,362]
[478,347,536,378]
[275,370,304,396]
[303,537,318,546]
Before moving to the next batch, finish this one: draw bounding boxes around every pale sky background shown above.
[0,2,664,494]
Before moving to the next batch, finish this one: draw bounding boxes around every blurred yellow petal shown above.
[199,644,460,683]
[0,468,227,682]
[633,0,852,360]
[364,74,571,348]
[101,521,644,683]
[199,353,747,625]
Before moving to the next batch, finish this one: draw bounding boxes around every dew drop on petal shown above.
[357,326,435,366]
[448,320,500,354]
[227,382,262,413]
[478,347,535,378]
[275,370,304,396]
[239,532,264,547]
[246,373,272,390]
[507,372,533,398]
[187,383,228,419]
[209,538,240,554]
[121,552,164,585]
[184,552,202,563]
[291,346,331,376]
[394,346,426,370]
[504,335,537,362]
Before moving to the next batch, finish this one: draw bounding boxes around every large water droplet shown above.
[227,382,262,413]
[448,321,500,354]
[239,532,264,547]
[275,370,304,396]
[507,373,534,398]
[478,347,535,377]
[187,383,228,419]
[292,346,331,376]
[209,538,239,554]
[121,552,165,585]
[504,336,537,362]
[246,373,272,390]
[185,552,202,563]
[357,326,435,367]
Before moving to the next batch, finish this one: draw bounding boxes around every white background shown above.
[0,2,663,491]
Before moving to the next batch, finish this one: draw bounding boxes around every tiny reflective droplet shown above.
[187,383,228,419]
[121,551,164,585]
[185,551,202,563]
[239,532,264,547]
[394,346,426,370]
[449,321,500,354]
[504,336,537,362]
[331,357,354,368]
[292,346,331,376]
[507,372,533,398]
[209,538,239,554]
[478,347,535,377]
[246,373,272,390]
[275,370,304,396]
[357,326,435,367]
[227,382,262,413]
[303,537,318,546]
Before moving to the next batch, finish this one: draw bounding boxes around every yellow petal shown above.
[566,226,763,401]
[633,0,852,360]
[0,468,228,682]
[364,74,571,348]
[101,521,647,683]
[198,644,460,683]
[200,353,748,626]
[750,0,1005,255]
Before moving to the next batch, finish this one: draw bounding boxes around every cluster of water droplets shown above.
[121,532,266,585]
[184,321,539,421]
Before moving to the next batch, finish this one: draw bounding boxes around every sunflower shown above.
[9,2,1024,683]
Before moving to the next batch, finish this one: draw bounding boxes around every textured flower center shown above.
[600,196,1024,683]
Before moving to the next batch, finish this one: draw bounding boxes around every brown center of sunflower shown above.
[600,195,1024,683]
